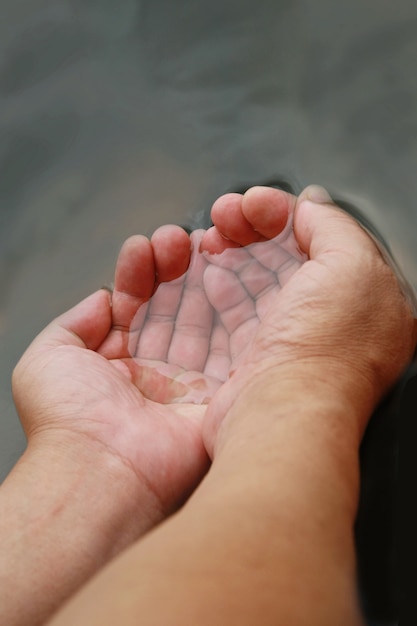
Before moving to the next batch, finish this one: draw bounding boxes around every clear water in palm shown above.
[128,220,307,404]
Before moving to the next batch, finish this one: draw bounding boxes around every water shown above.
[1,2,415,622]
[124,213,305,404]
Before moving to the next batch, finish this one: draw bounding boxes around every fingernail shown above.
[302,185,333,205]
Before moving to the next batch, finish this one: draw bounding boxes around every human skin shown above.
[45,186,415,626]
[2,186,415,626]
[1,229,210,626]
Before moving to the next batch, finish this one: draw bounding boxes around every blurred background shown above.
[1,0,416,483]
[1,3,416,625]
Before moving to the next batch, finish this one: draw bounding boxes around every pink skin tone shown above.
[107,187,306,404]
[5,185,415,626]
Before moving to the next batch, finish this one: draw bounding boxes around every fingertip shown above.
[210,193,243,232]
[210,193,264,246]
[241,186,296,239]
[53,289,113,350]
[151,224,191,282]
[115,234,155,297]
[298,184,334,205]
[211,193,243,223]
[97,285,112,306]
[118,234,151,259]
[294,184,337,255]
[294,186,364,258]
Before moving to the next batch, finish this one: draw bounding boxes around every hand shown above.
[12,227,210,527]
[41,184,405,626]
[199,185,417,455]
[109,185,415,457]
[121,205,306,404]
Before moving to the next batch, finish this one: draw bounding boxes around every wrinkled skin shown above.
[12,185,417,523]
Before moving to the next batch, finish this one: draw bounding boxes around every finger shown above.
[203,241,259,282]
[151,225,192,284]
[245,238,302,274]
[199,226,241,255]
[202,238,283,298]
[203,264,256,336]
[203,322,231,383]
[234,254,276,296]
[97,235,156,359]
[167,231,214,371]
[211,193,266,246]
[246,239,304,291]
[111,227,192,360]
[295,186,417,318]
[241,186,297,239]
[134,277,185,361]
[294,185,375,259]
[29,290,112,353]
[112,235,156,330]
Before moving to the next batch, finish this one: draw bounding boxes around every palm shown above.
[203,229,306,374]
[66,342,208,509]
[17,280,209,518]
[112,225,306,406]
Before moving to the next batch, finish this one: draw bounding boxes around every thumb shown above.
[294,185,369,260]
[295,185,417,317]
[31,289,113,353]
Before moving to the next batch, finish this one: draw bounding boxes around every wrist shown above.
[210,359,373,455]
[205,362,367,523]
[0,435,162,626]
[25,431,163,548]
[186,368,366,626]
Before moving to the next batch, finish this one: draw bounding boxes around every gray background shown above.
[1,0,416,481]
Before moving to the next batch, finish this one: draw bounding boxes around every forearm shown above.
[0,435,161,626]
[47,377,366,626]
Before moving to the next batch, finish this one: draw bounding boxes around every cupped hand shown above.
[109,185,416,458]
[11,227,210,525]
[14,182,415,515]
[200,185,417,455]
[120,197,307,405]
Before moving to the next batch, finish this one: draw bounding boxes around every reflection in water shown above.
[127,222,305,404]
[1,2,416,623]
